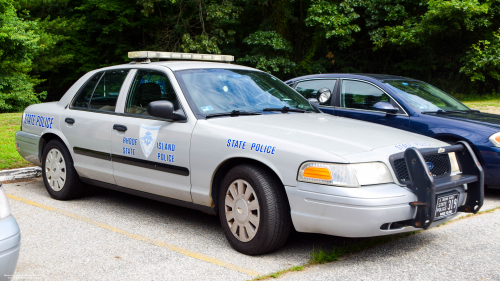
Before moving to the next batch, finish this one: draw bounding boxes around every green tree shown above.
[0,0,45,112]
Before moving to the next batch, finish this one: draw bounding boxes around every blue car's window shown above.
[384,80,469,112]
[341,80,392,110]
[295,79,337,103]
[175,69,314,115]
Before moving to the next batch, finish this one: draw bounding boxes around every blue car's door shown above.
[293,79,338,115]
[332,79,410,130]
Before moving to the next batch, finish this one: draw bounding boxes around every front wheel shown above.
[219,164,292,255]
[42,139,86,200]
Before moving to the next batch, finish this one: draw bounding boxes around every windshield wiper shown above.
[205,110,262,119]
[421,109,446,114]
[422,109,470,114]
[263,106,307,113]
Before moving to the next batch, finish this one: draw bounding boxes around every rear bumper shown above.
[0,216,21,281]
[286,182,465,237]
[15,131,41,166]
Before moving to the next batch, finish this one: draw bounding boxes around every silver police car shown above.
[0,183,21,281]
[15,51,483,255]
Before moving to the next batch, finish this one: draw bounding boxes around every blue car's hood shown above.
[425,111,500,130]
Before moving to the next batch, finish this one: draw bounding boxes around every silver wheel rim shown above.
[224,179,260,242]
[45,148,67,192]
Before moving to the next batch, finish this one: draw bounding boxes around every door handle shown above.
[65,118,75,124]
[113,124,128,132]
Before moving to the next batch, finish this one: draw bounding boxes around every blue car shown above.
[286,74,500,189]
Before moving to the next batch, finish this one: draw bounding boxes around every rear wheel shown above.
[42,139,86,200]
[219,164,292,255]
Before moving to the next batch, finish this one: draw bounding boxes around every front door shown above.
[110,69,193,202]
[334,79,410,130]
[62,69,130,184]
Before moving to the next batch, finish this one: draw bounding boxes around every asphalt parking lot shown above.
[4,178,500,281]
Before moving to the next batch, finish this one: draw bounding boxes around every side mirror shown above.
[147,101,186,120]
[373,102,398,114]
[316,88,332,104]
[308,98,321,111]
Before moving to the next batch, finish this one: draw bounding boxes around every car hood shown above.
[207,113,444,156]
[425,111,500,130]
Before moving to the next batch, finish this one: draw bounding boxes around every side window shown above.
[295,80,337,101]
[89,69,130,111]
[72,72,103,108]
[125,69,178,116]
[341,80,392,111]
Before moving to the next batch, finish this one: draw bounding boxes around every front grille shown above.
[393,154,451,184]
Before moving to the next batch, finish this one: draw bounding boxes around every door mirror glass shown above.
[316,88,332,104]
[373,102,398,114]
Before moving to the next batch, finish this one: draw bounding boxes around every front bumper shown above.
[286,182,465,237]
[479,146,500,187]
[0,216,21,281]
[286,142,484,237]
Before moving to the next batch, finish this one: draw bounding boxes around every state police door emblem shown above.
[140,124,160,158]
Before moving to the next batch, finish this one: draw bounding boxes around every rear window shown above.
[72,69,130,111]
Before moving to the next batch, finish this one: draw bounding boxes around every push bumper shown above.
[0,216,21,281]
[286,141,484,237]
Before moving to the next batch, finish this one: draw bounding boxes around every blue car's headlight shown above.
[489,132,500,147]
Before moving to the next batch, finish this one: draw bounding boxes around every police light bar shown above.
[128,51,234,62]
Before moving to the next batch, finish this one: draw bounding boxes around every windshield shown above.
[384,80,469,112]
[175,69,314,116]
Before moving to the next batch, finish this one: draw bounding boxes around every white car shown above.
[15,51,483,255]
[0,183,21,281]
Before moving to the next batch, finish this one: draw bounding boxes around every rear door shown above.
[61,69,131,184]
[294,79,337,115]
[110,68,193,202]
[334,79,410,130]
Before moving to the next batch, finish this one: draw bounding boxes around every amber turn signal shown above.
[303,166,332,180]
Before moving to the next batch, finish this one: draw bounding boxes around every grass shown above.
[252,231,418,280]
[308,231,418,264]
[253,266,304,280]
[451,93,500,114]
[0,113,33,170]
[463,99,500,114]
[253,204,500,280]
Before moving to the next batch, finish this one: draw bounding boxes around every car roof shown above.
[104,61,259,72]
[285,73,420,84]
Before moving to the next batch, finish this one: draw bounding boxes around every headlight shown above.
[489,132,500,147]
[0,184,12,220]
[298,162,393,187]
[449,152,461,175]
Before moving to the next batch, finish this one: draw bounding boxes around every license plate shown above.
[435,193,459,220]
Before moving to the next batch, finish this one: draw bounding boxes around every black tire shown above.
[218,164,292,255]
[41,139,86,200]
